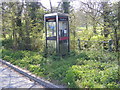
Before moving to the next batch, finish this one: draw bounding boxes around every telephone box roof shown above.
[44,13,69,17]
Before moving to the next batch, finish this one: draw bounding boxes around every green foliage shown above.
[64,60,119,88]
[2,2,47,51]
[1,1,119,88]
[2,38,13,49]
[2,49,119,88]
[90,35,105,41]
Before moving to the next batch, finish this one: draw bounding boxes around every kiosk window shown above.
[59,21,68,37]
[47,22,56,37]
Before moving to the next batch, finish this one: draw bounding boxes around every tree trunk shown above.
[12,20,18,50]
[25,2,31,50]
[85,14,88,31]
[25,18,31,50]
[49,0,53,13]
[102,2,109,50]
[93,18,97,34]
[103,2,109,38]
[115,1,120,52]
[16,2,23,50]
[11,7,18,50]
[62,0,70,14]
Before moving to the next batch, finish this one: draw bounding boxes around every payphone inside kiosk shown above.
[44,13,70,55]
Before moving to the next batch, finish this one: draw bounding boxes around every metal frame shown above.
[68,16,70,52]
[44,13,70,55]
[56,14,59,54]
[44,15,47,54]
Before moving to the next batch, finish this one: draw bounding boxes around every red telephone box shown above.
[44,13,70,55]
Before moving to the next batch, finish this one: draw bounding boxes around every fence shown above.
[72,39,115,52]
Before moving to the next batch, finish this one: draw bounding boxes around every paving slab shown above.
[0,62,44,89]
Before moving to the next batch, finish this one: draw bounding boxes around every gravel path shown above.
[0,62,44,89]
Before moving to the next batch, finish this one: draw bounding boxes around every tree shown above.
[80,1,105,34]
[62,0,70,13]
[106,1,119,52]
[49,0,53,13]
[2,1,47,51]
[16,1,24,50]
[117,1,120,51]
[101,1,110,37]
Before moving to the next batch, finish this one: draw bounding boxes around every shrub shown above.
[2,49,119,88]
[2,38,13,49]
[64,60,119,88]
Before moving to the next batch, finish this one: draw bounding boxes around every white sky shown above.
[39,0,81,9]
[40,0,120,9]
[2,0,120,9]
[40,0,61,8]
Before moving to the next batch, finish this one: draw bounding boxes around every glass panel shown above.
[59,40,68,55]
[47,40,56,54]
[47,22,56,37]
[46,22,56,54]
[59,21,68,37]
[59,21,69,55]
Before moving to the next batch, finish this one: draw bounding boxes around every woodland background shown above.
[1,0,120,88]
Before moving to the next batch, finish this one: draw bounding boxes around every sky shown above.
[40,0,63,9]
[2,0,120,8]
[39,0,85,10]
[40,0,120,9]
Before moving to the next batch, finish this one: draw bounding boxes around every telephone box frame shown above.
[44,13,70,55]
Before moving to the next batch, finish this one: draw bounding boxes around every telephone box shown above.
[44,13,70,55]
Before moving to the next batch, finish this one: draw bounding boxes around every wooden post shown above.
[108,39,113,52]
[78,39,81,50]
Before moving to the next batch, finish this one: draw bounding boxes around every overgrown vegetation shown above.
[1,0,120,88]
[2,49,119,88]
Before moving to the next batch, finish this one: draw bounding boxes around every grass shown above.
[1,49,119,88]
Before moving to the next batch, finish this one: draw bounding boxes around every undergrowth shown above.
[2,49,119,88]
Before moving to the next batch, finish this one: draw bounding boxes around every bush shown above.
[2,49,119,88]
[64,60,119,88]
[2,38,13,49]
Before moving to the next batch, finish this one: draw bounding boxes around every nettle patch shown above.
[64,60,119,88]
[2,49,119,88]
